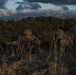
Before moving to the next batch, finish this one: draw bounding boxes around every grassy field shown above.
[0,17,76,75]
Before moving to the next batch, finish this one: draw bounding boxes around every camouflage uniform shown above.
[18,29,41,55]
[50,29,66,63]
[51,29,73,63]
[55,29,66,62]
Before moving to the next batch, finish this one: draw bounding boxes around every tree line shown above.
[0,17,76,42]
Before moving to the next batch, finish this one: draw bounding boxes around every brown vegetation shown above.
[0,17,76,75]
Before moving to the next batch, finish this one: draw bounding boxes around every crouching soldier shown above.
[18,29,42,56]
[54,29,66,63]
[51,29,73,63]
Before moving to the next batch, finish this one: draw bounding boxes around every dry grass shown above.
[0,30,75,75]
[49,62,69,75]
[0,54,70,75]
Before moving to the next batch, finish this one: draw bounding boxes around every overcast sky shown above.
[0,0,76,20]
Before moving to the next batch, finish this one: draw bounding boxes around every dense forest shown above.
[0,17,76,75]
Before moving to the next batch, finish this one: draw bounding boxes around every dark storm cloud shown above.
[16,0,69,11]
[16,2,41,10]
[29,3,41,9]
[56,5,69,10]
[16,5,22,10]
[25,0,76,5]
[61,5,69,10]
[0,0,8,9]
[16,2,27,4]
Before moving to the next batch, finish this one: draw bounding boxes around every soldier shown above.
[18,29,41,56]
[55,29,66,63]
[50,29,67,63]
[50,29,73,63]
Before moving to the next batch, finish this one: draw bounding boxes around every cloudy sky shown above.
[0,0,76,20]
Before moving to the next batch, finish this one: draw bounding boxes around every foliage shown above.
[0,17,76,42]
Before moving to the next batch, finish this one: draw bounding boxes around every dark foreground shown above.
[0,46,76,75]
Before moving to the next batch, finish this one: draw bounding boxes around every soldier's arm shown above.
[5,41,12,45]
[33,35,41,45]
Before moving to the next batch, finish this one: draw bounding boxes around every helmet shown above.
[23,29,32,35]
[55,29,65,38]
